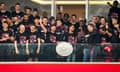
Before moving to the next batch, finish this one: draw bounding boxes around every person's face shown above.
[69,26,75,32]
[43,18,48,24]
[56,20,62,27]
[33,11,38,16]
[51,19,55,25]
[2,23,8,28]
[71,16,76,21]
[96,17,100,22]
[23,15,29,21]
[92,16,97,23]
[51,26,56,32]
[79,17,83,21]
[34,19,39,24]
[79,20,84,26]
[64,15,69,20]
[0,4,6,10]
[112,18,118,25]
[56,14,62,19]
[1,18,7,23]
[25,9,31,15]
[113,2,118,7]
[30,25,36,31]
[87,25,94,32]
[15,5,21,11]
[100,18,106,25]
[20,25,25,31]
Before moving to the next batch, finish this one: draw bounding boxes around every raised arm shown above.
[39,18,47,33]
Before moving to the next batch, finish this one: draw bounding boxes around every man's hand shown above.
[85,34,90,38]
[107,2,112,7]
[26,49,30,55]
[36,49,40,54]
[41,39,45,43]
[15,49,20,55]
[106,30,112,37]
[107,2,111,5]
[114,24,119,28]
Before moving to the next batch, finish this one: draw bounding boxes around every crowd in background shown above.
[0,1,120,62]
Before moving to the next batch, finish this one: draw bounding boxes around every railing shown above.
[0,43,119,62]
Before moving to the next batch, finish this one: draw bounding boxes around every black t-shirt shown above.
[108,7,120,17]
[109,34,119,43]
[44,23,51,31]
[29,15,34,23]
[75,25,87,34]
[56,26,65,41]
[36,26,42,33]
[11,11,24,18]
[76,24,87,31]
[9,25,15,33]
[33,15,40,20]
[28,31,40,44]
[96,22,101,30]
[108,7,120,23]
[21,21,33,32]
[100,34,110,43]
[76,30,87,43]
[0,11,11,20]
[112,28,119,37]
[46,32,57,43]
[64,32,76,44]
[0,29,12,43]
[21,21,32,28]
[63,21,71,26]
[15,31,28,44]
[36,26,45,40]
[69,22,79,29]
[12,23,20,33]
[108,28,119,43]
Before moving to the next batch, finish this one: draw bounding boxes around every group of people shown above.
[0,1,120,62]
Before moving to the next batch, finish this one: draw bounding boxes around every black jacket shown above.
[87,30,101,43]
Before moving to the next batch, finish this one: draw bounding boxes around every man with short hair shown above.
[0,2,11,20]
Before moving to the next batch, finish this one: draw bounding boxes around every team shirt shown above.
[64,32,76,44]
[0,29,12,43]
[15,31,28,44]
[0,11,11,20]
[28,31,40,44]
[46,32,57,43]
[11,11,24,19]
